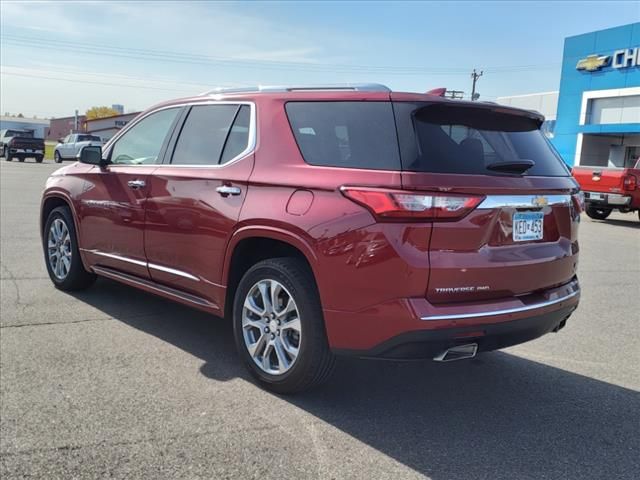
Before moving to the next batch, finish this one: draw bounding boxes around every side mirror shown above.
[79,145,107,166]
[58,138,65,144]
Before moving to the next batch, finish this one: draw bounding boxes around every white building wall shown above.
[496,91,559,120]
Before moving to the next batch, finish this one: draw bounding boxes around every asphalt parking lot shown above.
[1,158,639,480]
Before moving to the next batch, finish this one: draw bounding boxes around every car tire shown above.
[585,205,612,220]
[43,206,96,291]
[2,147,10,161]
[54,151,63,163]
[17,156,24,162]
[36,155,44,163]
[233,257,335,394]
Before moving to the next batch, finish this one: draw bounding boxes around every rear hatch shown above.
[392,99,580,303]
[572,166,626,194]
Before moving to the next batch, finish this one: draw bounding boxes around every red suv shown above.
[41,84,581,393]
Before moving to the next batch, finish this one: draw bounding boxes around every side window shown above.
[171,104,247,166]
[110,108,179,165]
[220,105,251,164]
[63,135,71,143]
[285,101,401,170]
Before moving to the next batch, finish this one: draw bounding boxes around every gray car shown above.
[54,134,103,163]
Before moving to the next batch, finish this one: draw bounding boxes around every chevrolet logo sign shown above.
[576,54,610,72]
[532,196,548,208]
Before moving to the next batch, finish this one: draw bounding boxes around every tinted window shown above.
[110,108,179,165]
[6,130,33,138]
[77,135,101,142]
[285,102,401,170]
[220,105,251,164]
[171,104,241,165]
[394,102,570,177]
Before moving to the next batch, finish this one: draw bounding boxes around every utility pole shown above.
[470,69,483,101]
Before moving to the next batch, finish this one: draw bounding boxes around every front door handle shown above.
[127,179,146,189]
[216,185,241,196]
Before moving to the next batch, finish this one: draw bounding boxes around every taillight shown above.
[571,191,585,213]
[623,174,637,191]
[340,187,484,221]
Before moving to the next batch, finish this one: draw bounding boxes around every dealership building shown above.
[499,23,639,168]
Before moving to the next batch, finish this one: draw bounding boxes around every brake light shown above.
[571,191,585,213]
[340,187,484,221]
[623,174,637,191]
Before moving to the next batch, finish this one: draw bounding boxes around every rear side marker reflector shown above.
[340,186,484,221]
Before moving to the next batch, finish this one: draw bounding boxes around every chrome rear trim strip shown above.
[478,194,571,209]
[148,263,200,282]
[420,288,579,321]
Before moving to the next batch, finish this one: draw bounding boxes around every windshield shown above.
[394,102,570,177]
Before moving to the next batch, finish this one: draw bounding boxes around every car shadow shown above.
[70,278,640,480]
[585,216,640,228]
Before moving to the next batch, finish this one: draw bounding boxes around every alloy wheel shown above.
[242,279,302,375]
[47,218,72,280]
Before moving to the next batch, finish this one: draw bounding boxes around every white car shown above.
[54,134,103,163]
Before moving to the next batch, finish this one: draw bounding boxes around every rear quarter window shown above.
[285,101,401,171]
[393,102,570,177]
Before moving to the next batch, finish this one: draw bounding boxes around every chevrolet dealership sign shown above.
[576,47,639,72]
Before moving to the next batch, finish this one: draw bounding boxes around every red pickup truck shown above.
[572,160,640,221]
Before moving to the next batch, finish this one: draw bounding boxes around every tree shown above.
[86,106,119,120]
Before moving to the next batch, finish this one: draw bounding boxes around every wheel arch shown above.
[222,226,320,321]
[40,192,89,269]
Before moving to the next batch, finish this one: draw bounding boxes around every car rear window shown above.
[285,101,401,170]
[78,135,101,142]
[393,102,570,177]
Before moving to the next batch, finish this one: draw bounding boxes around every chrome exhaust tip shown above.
[433,343,478,362]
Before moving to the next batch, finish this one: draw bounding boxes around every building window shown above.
[586,95,640,125]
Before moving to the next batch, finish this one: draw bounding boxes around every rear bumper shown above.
[9,148,44,155]
[326,278,580,358]
[584,191,631,207]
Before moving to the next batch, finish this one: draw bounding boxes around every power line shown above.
[0,64,233,89]
[1,33,561,75]
[0,71,197,93]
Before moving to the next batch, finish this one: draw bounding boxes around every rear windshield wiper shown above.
[486,160,535,175]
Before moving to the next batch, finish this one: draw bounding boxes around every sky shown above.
[1,0,639,118]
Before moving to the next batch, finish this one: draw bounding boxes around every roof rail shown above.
[200,83,391,96]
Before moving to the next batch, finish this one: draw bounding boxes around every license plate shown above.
[27,149,33,153]
[513,212,544,242]
[589,192,603,201]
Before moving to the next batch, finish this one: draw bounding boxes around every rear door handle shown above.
[127,179,146,189]
[216,185,241,196]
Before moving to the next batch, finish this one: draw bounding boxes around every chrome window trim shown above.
[102,101,257,169]
[420,288,579,321]
[148,263,200,282]
[477,194,571,209]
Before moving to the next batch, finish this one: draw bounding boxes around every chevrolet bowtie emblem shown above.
[532,196,548,207]
[576,54,610,72]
